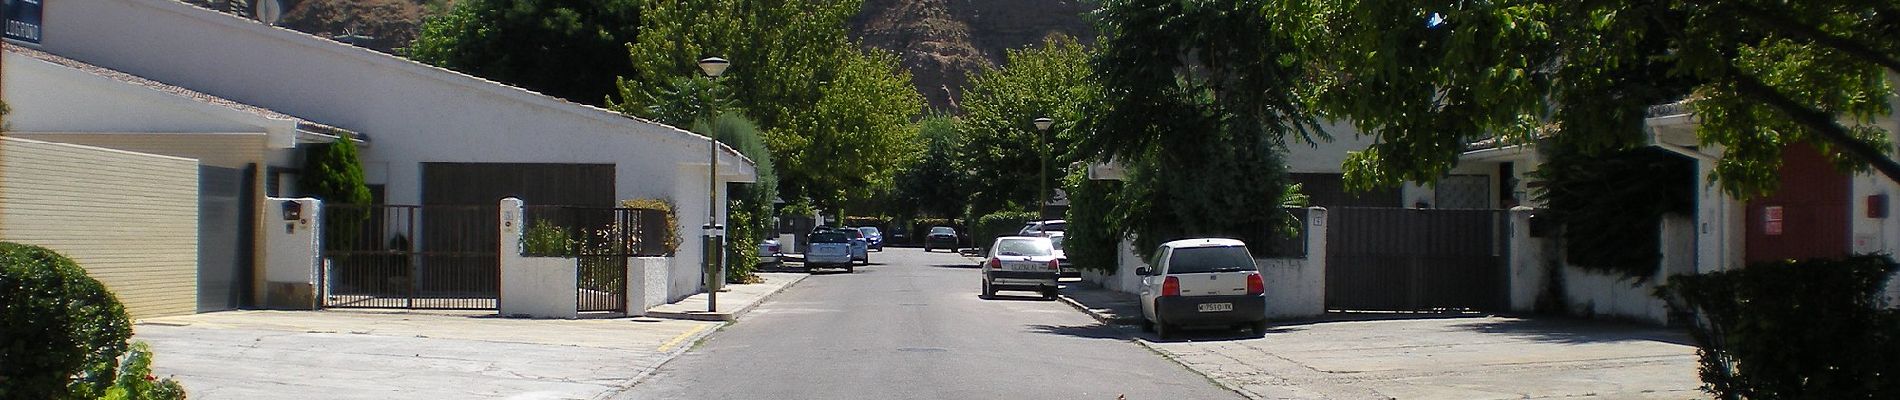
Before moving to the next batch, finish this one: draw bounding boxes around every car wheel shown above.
[981,280,994,299]
[1139,318,1155,333]
[1041,288,1058,300]
[924,246,932,252]
[1156,322,1176,340]
[1251,321,1270,337]
[845,264,855,273]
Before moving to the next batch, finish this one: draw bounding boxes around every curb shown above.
[595,274,809,400]
[644,274,809,322]
[1056,289,1263,400]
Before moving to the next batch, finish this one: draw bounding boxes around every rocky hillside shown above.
[851,0,1095,112]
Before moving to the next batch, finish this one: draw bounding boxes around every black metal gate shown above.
[523,206,669,313]
[323,204,500,309]
[1324,207,1509,311]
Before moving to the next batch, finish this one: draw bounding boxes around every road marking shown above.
[657,324,710,352]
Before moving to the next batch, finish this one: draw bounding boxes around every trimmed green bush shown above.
[520,220,575,257]
[1,242,132,399]
[973,211,1039,250]
[1656,255,1900,399]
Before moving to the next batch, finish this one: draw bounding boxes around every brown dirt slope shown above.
[851,0,1095,113]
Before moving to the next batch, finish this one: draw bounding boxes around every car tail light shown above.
[1247,273,1265,296]
[988,258,1002,269]
[1162,276,1181,297]
[1048,259,1060,270]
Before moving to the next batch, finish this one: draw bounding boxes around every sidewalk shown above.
[644,272,806,321]
[1057,283,1703,399]
[135,310,722,400]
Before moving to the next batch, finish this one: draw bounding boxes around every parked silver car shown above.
[805,231,855,272]
[980,236,1061,300]
[757,239,783,269]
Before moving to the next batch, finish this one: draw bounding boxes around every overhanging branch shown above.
[1728,72,1900,184]
[1726,2,1900,74]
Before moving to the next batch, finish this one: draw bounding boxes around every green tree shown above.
[774,50,925,212]
[1298,1,1896,198]
[299,135,373,244]
[1080,0,1310,255]
[609,0,921,212]
[953,35,1099,220]
[892,115,968,219]
[408,0,642,105]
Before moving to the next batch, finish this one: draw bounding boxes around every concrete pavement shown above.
[645,272,807,321]
[131,271,810,399]
[1058,283,1706,399]
[613,247,1245,399]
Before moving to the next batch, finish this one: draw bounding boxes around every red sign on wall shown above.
[1764,206,1784,236]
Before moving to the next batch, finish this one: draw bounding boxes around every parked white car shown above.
[805,231,855,272]
[1136,238,1268,339]
[980,236,1062,300]
[1018,219,1067,236]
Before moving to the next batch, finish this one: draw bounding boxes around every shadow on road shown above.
[977,293,1057,302]
[1027,324,1128,340]
[808,268,873,276]
[929,263,982,269]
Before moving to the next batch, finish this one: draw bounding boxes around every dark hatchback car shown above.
[923,226,959,252]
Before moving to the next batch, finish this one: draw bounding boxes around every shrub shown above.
[0,242,132,399]
[621,198,681,256]
[1063,172,1122,273]
[520,220,575,257]
[1656,255,1900,399]
[725,203,763,284]
[973,211,1039,250]
[99,343,186,400]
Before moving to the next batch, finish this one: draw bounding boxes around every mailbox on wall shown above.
[282,201,304,221]
[1869,194,1888,219]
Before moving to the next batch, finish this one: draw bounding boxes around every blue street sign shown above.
[5,0,44,44]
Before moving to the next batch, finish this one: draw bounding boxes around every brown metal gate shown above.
[1325,207,1508,311]
[523,206,669,313]
[322,204,500,309]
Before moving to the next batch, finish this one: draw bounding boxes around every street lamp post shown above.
[699,57,729,313]
[1033,117,1054,221]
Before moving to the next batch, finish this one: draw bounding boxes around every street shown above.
[614,247,1243,399]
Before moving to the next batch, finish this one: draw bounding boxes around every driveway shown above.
[135,310,721,400]
[1139,314,1704,399]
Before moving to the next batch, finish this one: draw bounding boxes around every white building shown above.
[2,0,753,316]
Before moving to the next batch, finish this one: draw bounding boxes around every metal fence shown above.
[522,206,667,313]
[323,204,499,310]
[1323,207,1509,311]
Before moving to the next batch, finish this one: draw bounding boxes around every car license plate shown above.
[1197,303,1233,312]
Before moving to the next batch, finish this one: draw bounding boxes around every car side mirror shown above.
[1135,266,1152,276]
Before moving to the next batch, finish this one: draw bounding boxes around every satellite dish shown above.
[256,0,284,25]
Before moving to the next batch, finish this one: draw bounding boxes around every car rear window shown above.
[860,227,879,235]
[812,232,849,243]
[1049,236,1065,251]
[930,227,955,235]
[1166,246,1255,274]
[992,238,1053,257]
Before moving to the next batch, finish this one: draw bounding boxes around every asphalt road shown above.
[614,247,1243,400]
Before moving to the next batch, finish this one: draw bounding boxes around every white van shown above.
[1136,238,1268,338]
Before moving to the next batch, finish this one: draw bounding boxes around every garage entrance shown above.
[196,164,256,312]
[1324,207,1509,311]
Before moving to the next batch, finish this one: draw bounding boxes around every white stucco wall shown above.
[630,257,672,315]
[1287,121,1379,173]
[1508,211,1693,324]
[33,0,754,304]
[264,197,321,309]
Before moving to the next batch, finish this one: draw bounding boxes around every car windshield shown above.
[992,238,1053,257]
[845,229,864,238]
[1166,246,1255,274]
[811,232,849,243]
[859,227,879,235]
[930,227,955,235]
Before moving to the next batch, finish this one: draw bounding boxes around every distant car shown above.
[924,226,959,252]
[842,228,870,264]
[980,236,1062,300]
[757,239,783,269]
[888,228,908,245]
[1018,220,1067,236]
[1047,233,1076,277]
[1137,238,1268,339]
[805,231,855,272]
[857,226,885,251]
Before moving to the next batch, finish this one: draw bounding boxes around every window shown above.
[992,238,1053,257]
[1165,246,1255,274]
